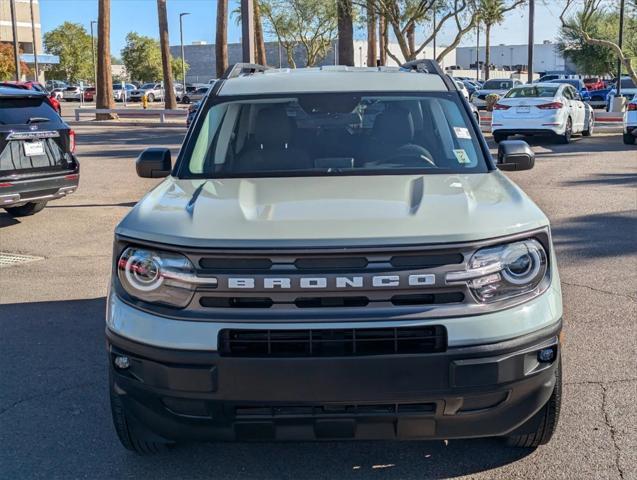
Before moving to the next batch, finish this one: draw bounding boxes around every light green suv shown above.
[106,61,562,454]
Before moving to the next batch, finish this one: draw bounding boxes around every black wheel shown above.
[559,118,572,144]
[182,96,190,104]
[506,358,562,448]
[582,118,593,136]
[109,380,172,454]
[147,93,155,102]
[623,133,636,145]
[493,132,507,143]
[4,201,47,217]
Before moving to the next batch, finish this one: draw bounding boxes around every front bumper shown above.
[0,170,79,208]
[107,320,561,442]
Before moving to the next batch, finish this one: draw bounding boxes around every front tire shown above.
[182,96,190,104]
[493,132,507,143]
[623,133,636,145]
[582,115,594,137]
[4,201,47,217]
[110,381,172,454]
[506,357,562,448]
[147,93,155,102]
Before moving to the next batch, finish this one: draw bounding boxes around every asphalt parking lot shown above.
[0,124,635,479]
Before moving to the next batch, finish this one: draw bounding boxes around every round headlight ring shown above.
[122,250,164,292]
[501,241,543,286]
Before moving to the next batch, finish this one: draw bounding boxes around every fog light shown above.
[537,347,555,363]
[114,355,130,369]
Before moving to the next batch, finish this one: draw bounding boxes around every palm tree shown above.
[253,1,267,65]
[216,0,229,77]
[478,0,507,80]
[96,0,114,120]
[366,0,377,66]
[157,0,176,109]
[337,0,354,66]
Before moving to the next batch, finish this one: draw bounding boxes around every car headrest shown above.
[373,106,415,145]
[254,106,292,148]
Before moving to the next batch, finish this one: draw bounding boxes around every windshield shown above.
[181,92,488,178]
[620,78,636,89]
[483,80,512,89]
[506,86,558,98]
[141,83,155,89]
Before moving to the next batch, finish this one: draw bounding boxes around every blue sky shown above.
[39,0,563,56]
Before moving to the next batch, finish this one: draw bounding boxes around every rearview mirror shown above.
[497,140,535,171]
[136,148,172,178]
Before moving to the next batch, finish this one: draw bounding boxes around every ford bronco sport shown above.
[107,61,562,454]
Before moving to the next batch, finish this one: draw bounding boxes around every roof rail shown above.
[401,59,456,90]
[222,63,270,80]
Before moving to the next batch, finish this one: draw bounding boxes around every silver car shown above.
[471,78,524,109]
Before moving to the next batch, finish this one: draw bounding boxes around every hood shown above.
[116,173,549,248]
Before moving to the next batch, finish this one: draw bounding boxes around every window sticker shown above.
[453,126,471,139]
[453,149,471,164]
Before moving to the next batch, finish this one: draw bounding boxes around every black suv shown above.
[0,86,79,216]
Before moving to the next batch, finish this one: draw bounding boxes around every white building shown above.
[351,40,457,70]
[456,41,570,75]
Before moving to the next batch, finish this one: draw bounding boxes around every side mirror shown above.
[136,148,172,178]
[497,140,535,171]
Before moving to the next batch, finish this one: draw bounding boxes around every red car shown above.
[0,81,62,115]
[583,77,605,91]
[83,87,96,102]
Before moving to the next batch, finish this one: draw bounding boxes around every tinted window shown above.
[0,97,59,125]
[141,83,155,89]
[483,80,513,89]
[505,86,558,98]
[620,78,636,89]
[183,93,487,178]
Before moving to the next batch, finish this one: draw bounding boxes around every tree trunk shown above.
[337,0,354,66]
[216,0,229,77]
[378,14,387,66]
[254,1,267,65]
[484,24,491,80]
[96,0,115,120]
[157,0,176,109]
[407,22,416,59]
[366,0,377,66]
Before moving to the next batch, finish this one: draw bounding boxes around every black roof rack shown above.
[222,63,270,80]
[401,59,455,90]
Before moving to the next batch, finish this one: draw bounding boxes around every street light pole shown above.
[90,20,97,86]
[527,0,534,84]
[30,0,39,81]
[10,0,20,81]
[240,0,255,63]
[179,13,190,90]
[432,7,436,60]
[616,0,625,97]
[476,23,480,81]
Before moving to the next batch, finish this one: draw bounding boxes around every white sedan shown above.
[623,98,637,145]
[491,83,594,144]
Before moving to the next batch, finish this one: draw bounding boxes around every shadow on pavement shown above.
[552,210,637,259]
[46,201,138,209]
[561,172,637,188]
[0,214,20,228]
[0,297,534,479]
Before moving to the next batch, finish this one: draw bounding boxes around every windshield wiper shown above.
[26,117,51,124]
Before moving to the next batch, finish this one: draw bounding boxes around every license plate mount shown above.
[23,141,45,156]
[517,106,530,113]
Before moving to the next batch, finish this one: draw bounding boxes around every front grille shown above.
[218,325,447,357]
[234,402,436,419]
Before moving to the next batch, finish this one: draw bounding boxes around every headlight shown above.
[117,247,210,308]
[446,239,548,303]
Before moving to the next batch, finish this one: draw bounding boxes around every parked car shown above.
[129,83,185,103]
[0,86,79,216]
[112,83,136,102]
[588,88,611,109]
[107,61,563,454]
[181,86,210,104]
[186,100,200,127]
[547,79,591,102]
[535,74,568,83]
[491,82,594,143]
[452,79,470,100]
[0,81,62,115]
[471,78,524,109]
[623,98,637,145]
[462,79,481,97]
[583,77,605,91]
[49,88,64,100]
[62,85,83,102]
[83,87,96,102]
[606,77,637,111]
[45,80,67,91]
